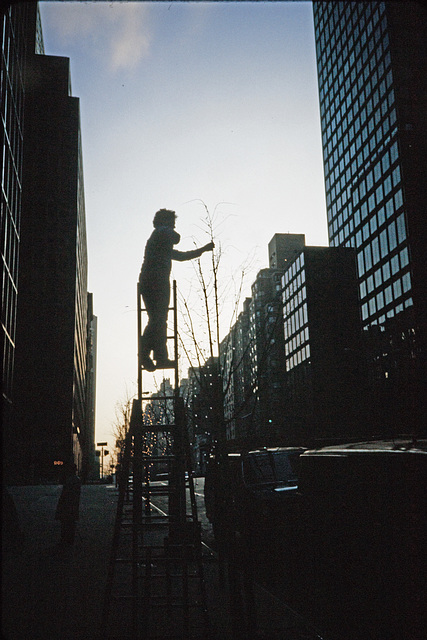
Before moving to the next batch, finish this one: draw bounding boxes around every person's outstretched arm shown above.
[172,242,214,262]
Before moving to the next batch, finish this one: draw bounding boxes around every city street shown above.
[2,481,325,640]
[5,471,424,640]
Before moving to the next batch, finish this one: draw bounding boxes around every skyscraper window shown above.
[313,1,421,326]
[281,256,310,373]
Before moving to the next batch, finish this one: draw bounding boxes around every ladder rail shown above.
[101,278,210,639]
[137,279,201,532]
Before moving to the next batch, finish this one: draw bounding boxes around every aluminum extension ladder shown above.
[100,281,212,639]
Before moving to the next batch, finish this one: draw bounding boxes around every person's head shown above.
[153,209,176,229]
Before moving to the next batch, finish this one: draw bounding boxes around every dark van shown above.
[296,439,427,640]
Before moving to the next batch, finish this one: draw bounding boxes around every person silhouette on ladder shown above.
[139,208,214,371]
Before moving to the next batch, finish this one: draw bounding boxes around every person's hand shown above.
[204,242,215,252]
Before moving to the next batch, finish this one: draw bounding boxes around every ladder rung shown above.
[115,557,145,563]
[141,360,176,370]
[141,545,165,551]
[139,305,175,312]
[142,572,199,578]
[143,513,196,524]
[149,600,204,609]
[141,555,199,563]
[144,487,174,494]
[165,544,200,551]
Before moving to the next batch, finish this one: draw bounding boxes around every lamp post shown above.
[97,442,108,479]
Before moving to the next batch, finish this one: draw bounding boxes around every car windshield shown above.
[243,451,299,486]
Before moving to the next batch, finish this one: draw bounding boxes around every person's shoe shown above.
[141,355,156,371]
[155,358,175,369]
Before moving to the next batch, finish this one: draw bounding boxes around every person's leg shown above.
[141,280,172,367]
[140,286,158,370]
[140,325,156,370]
[151,286,173,365]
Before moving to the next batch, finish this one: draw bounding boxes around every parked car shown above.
[205,447,306,548]
[296,438,427,640]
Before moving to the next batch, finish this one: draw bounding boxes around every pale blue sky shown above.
[39,1,327,454]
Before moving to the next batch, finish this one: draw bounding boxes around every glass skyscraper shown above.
[313,1,427,433]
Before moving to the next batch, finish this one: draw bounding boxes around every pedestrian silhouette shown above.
[139,208,214,371]
[55,462,81,545]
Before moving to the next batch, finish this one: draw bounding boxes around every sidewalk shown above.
[2,484,117,640]
[2,484,324,640]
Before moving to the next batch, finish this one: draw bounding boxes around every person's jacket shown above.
[140,225,205,283]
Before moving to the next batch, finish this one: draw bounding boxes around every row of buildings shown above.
[1,4,97,483]
[181,1,426,469]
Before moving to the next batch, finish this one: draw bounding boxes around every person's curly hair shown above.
[153,209,176,228]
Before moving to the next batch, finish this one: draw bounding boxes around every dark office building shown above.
[11,44,91,482]
[281,246,366,444]
[268,233,306,271]
[85,293,98,481]
[220,297,252,443]
[220,235,307,445]
[1,3,44,480]
[313,2,427,435]
[220,328,237,441]
[248,267,287,440]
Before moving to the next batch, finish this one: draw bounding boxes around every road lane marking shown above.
[142,497,168,517]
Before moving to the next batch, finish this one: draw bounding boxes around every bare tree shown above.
[178,201,256,368]
[177,202,262,456]
[111,379,176,478]
[111,386,136,465]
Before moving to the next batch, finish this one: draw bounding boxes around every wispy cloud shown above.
[107,4,151,72]
[42,2,152,73]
